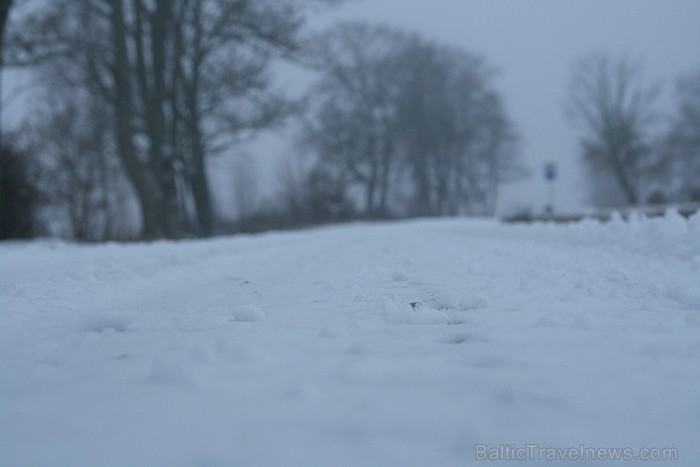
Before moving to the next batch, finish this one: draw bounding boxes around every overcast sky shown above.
[296,0,700,214]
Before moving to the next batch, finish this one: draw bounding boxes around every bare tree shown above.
[667,68,700,201]
[303,23,408,216]
[566,54,660,206]
[25,92,130,241]
[303,23,521,218]
[169,0,302,236]
[7,0,186,238]
[396,40,520,216]
[6,0,311,239]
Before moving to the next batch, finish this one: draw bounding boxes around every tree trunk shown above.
[108,0,160,238]
[0,0,13,147]
[181,0,214,236]
[149,0,179,238]
[378,135,393,216]
[188,119,213,236]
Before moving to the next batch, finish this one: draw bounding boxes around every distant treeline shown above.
[0,1,698,241]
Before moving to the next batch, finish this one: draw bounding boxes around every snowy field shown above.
[1,213,700,467]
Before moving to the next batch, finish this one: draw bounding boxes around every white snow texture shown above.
[1,212,699,466]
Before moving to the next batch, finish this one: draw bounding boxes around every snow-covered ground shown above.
[1,213,699,467]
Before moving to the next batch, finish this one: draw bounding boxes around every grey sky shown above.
[300,0,700,214]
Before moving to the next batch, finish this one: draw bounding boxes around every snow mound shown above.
[82,313,134,334]
[231,305,265,322]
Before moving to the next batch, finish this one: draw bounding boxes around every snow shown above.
[1,212,699,466]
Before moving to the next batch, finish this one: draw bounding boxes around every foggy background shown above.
[245,0,700,216]
[1,0,699,240]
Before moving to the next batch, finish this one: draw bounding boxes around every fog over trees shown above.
[667,68,700,203]
[301,23,521,218]
[566,54,661,207]
[566,54,700,208]
[0,1,698,240]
